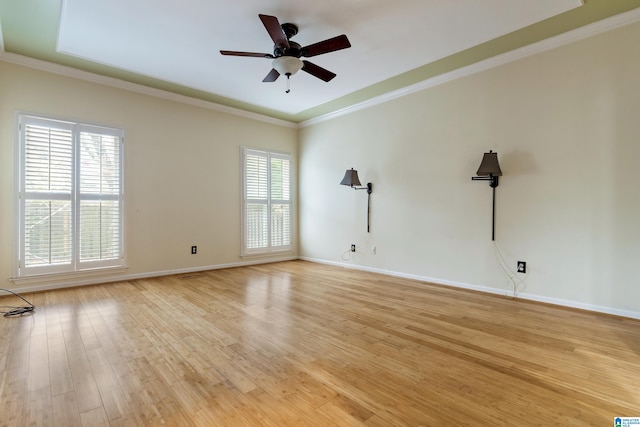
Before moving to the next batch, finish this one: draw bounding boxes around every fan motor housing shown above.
[274,41,302,58]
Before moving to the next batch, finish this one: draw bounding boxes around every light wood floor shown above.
[1,260,639,426]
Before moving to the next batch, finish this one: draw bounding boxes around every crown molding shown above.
[0,51,298,129]
[300,6,640,128]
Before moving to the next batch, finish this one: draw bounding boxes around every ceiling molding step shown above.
[2,6,639,129]
[0,51,298,129]
[300,6,640,128]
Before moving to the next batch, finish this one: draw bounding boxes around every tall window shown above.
[242,148,292,255]
[16,114,124,277]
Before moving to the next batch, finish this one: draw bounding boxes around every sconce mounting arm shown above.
[340,168,373,233]
[471,150,502,241]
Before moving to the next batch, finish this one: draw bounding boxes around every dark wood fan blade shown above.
[262,68,280,82]
[259,14,289,49]
[220,50,274,58]
[302,34,351,57]
[301,60,336,82]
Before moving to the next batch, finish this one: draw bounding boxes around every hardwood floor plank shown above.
[66,344,103,413]
[52,391,82,427]
[86,347,130,421]
[0,372,27,427]
[27,334,50,393]
[25,387,54,426]
[49,342,74,397]
[79,406,110,427]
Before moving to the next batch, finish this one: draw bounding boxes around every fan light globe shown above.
[272,56,303,76]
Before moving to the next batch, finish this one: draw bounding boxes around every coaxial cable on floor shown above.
[0,288,35,317]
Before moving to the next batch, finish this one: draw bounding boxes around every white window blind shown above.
[242,148,292,255]
[17,114,124,277]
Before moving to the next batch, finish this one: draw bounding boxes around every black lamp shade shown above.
[340,168,362,187]
[476,151,502,176]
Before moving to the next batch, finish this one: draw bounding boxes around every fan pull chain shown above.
[285,74,291,93]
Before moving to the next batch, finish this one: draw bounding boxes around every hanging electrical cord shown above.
[493,242,529,298]
[0,288,35,317]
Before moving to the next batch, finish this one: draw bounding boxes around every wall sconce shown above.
[340,168,373,233]
[471,150,502,241]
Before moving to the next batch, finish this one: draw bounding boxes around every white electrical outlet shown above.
[371,246,376,254]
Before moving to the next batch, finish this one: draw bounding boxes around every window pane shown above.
[80,200,121,262]
[246,203,268,249]
[271,203,291,247]
[25,125,73,193]
[270,157,290,201]
[24,200,72,267]
[80,132,120,195]
[246,154,268,200]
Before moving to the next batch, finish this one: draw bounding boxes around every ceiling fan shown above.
[220,14,351,93]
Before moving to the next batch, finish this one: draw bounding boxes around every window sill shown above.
[240,250,295,259]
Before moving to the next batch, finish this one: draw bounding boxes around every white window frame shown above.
[241,147,293,256]
[15,113,125,278]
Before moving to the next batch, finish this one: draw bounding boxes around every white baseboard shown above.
[299,257,640,320]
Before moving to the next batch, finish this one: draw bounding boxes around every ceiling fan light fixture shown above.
[272,56,303,77]
[221,14,351,87]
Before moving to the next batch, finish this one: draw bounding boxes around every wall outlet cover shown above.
[517,261,526,273]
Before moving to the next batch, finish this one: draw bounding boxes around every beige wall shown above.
[299,21,640,318]
[0,62,298,290]
[2,18,639,319]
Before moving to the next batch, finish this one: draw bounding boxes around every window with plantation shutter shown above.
[242,148,292,255]
[16,114,124,277]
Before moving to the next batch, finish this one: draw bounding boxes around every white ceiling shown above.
[57,0,582,116]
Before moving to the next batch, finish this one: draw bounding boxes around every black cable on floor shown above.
[0,288,35,317]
